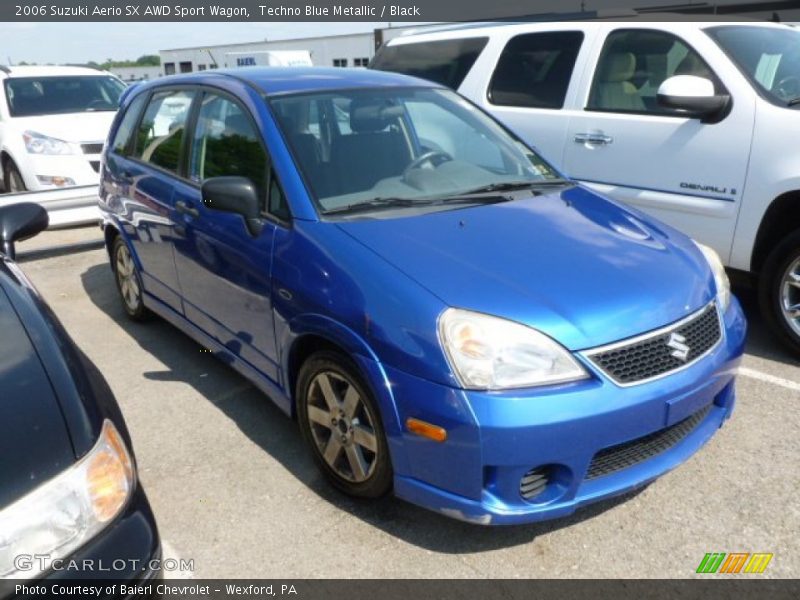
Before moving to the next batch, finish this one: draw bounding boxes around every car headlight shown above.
[693,241,731,311]
[0,420,134,579]
[438,308,589,390]
[23,130,74,155]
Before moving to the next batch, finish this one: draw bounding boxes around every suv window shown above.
[111,93,147,155]
[370,37,488,89]
[133,89,195,174]
[489,31,584,109]
[189,93,283,217]
[588,29,723,114]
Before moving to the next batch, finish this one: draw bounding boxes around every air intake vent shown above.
[520,467,549,500]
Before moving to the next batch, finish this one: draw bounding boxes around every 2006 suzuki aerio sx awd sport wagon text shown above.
[99,67,746,525]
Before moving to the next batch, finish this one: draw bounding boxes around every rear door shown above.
[562,25,756,260]
[104,88,197,312]
[170,89,287,382]
[467,27,596,168]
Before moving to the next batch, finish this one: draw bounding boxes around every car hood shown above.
[9,111,116,143]
[335,185,713,351]
[0,283,74,511]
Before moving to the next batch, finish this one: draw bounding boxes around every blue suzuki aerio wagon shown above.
[99,67,746,525]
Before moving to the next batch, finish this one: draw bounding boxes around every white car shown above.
[372,20,800,353]
[0,65,125,194]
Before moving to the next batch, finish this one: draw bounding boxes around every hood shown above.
[335,185,714,351]
[0,282,74,511]
[10,111,116,143]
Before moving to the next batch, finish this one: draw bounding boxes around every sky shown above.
[0,22,396,64]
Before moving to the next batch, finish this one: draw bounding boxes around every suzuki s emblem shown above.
[667,333,690,361]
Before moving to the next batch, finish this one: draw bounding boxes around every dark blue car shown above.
[99,67,746,525]
[0,203,159,587]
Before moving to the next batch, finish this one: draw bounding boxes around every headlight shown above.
[23,131,74,155]
[0,420,134,579]
[693,241,731,311]
[438,308,589,390]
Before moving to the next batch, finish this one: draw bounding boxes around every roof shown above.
[146,67,438,95]
[0,65,109,79]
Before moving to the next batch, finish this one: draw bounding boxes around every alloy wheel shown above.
[115,243,141,312]
[780,256,800,337]
[305,371,379,483]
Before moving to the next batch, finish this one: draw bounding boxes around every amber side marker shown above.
[406,418,447,442]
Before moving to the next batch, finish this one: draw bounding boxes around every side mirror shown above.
[657,75,730,121]
[201,176,263,236]
[0,202,49,260]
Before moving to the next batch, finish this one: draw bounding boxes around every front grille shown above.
[519,467,549,500]
[586,303,721,385]
[586,404,711,480]
[81,143,104,154]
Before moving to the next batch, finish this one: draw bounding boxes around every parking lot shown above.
[17,225,800,579]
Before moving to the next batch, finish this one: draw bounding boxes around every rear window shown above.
[370,37,488,89]
[3,75,125,117]
[489,31,584,109]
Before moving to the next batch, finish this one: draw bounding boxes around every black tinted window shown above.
[371,37,488,89]
[190,93,269,209]
[3,75,125,117]
[133,89,195,174]
[111,93,147,155]
[489,32,584,109]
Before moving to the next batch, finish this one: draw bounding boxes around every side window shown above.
[133,89,195,174]
[190,93,270,212]
[268,176,290,222]
[489,31,584,109]
[588,29,723,114]
[110,93,147,155]
[370,37,489,89]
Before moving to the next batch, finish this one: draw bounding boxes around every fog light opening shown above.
[520,466,551,501]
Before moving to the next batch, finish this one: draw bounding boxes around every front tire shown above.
[2,160,26,193]
[112,236,151,321]
[296,350,393,498]
[759,229,800,355]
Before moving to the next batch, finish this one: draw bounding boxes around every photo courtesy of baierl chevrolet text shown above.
[0,0,798,598]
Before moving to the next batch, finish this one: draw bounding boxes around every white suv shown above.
[373,21,800,352]
[0,66,125,193]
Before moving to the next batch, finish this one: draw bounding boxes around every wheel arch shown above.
[751,191,800,274]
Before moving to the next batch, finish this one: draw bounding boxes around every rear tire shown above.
[2,160,26,193]
[296,350,393,499]
[111,236,151,321]
[758,229,800,356]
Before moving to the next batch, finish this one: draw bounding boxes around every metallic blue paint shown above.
[100,69,746,525]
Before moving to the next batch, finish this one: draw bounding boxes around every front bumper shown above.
[381,298,747,525]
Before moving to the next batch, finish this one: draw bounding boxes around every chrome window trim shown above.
[582,300,724,388]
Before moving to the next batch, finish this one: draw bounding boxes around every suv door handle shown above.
[574,132,614,146]
[175,200,200,218]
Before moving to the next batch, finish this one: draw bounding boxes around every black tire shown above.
[758,229,800,355]
[2,159,26,193]
[296,350,393,498]
[111,236,151,321]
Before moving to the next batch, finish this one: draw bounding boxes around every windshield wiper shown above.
[456,179,570,196]
[323,197,432,215]
[787,97,800,107]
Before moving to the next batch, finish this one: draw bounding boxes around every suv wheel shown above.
[296,350,393,498]
[2,160,26,193]
[112,236,151,321]
[759,229,800,355]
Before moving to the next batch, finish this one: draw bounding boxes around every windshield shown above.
[707,25,800,106]
[4,75,125,117]
[269,87,561,215]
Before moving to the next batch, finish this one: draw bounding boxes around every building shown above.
[159,31,384,75]
[109,65,162,83]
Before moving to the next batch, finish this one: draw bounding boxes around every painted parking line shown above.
[738,366,800,392]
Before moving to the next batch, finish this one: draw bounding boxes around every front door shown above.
[563,26,756,261]
[172,90,286,382]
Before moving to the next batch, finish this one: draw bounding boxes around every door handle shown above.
[175,200,200,218]
[574,132,614,146]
